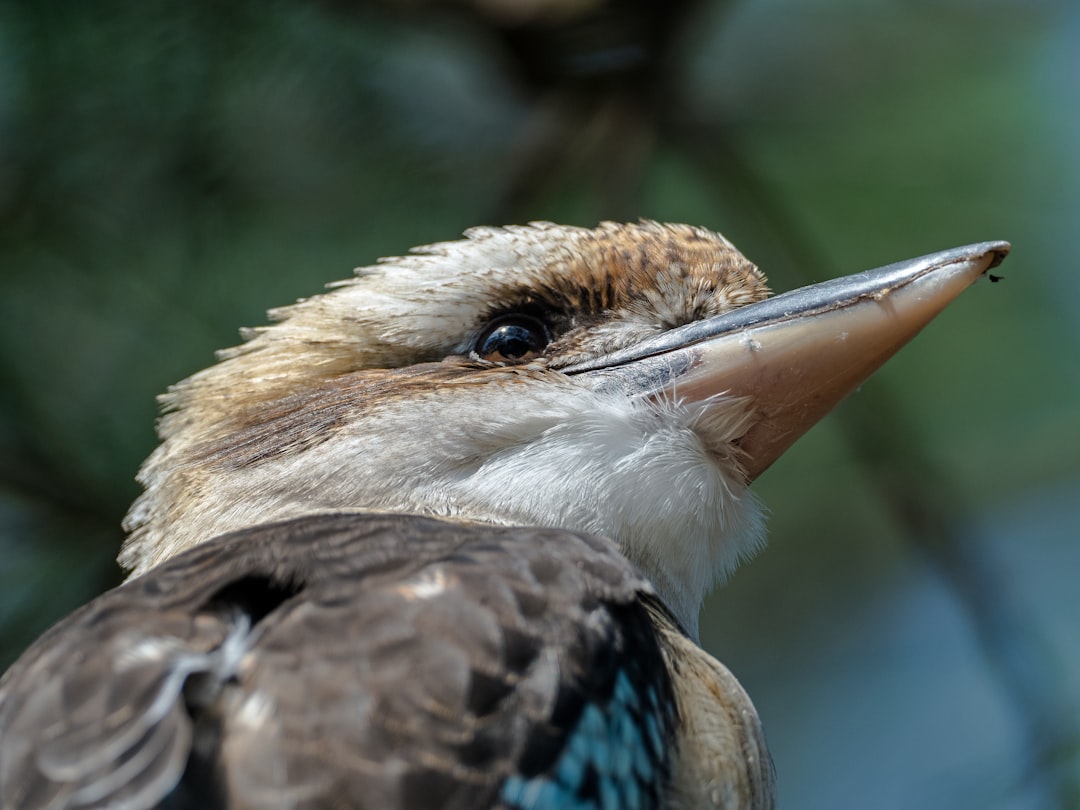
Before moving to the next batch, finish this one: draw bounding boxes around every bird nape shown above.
[0,222,1009,810]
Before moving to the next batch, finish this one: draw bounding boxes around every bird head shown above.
[122,221,1008,637]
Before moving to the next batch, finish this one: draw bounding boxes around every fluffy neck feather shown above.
[125,376,763,637]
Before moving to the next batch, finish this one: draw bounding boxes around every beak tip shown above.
[965,240,1011,272]
[987,241,1011,270]
[930,240,1011,292]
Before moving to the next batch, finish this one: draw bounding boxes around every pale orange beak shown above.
[567,241,1010,482]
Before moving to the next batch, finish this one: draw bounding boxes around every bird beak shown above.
[565,241,1011,483]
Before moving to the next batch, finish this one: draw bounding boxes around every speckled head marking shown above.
[123,221,770,636]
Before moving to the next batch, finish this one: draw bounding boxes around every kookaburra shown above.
[0,222,1008,810]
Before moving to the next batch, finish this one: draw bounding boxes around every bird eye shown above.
[475,315,550,364]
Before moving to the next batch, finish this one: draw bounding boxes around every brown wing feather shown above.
[0,514,664,810]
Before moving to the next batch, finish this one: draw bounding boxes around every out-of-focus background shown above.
[1,0,1077,807]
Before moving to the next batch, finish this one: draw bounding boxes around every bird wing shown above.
[0,514,677,810]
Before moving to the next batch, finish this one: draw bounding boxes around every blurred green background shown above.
[1,0,1077,807]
